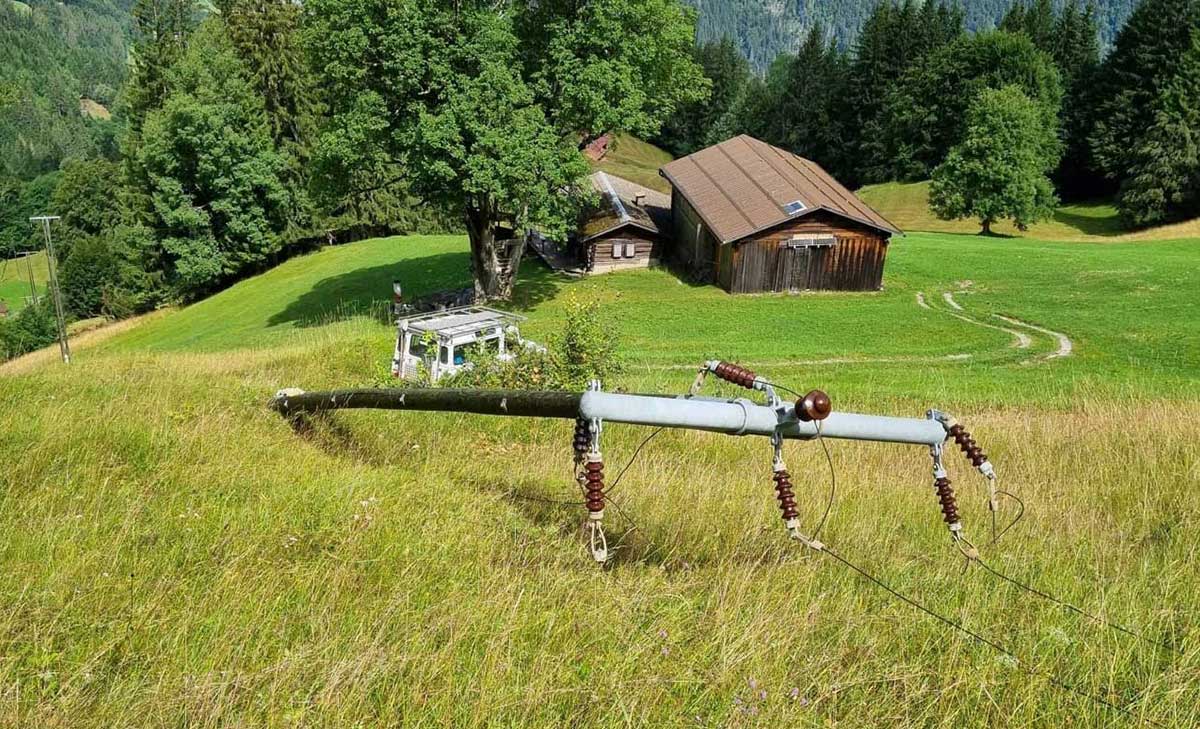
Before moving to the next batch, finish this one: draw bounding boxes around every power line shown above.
[969,555,1182,656]
[810,542,1164,727]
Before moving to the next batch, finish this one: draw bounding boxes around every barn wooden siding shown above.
[719,212,889,294]
[671,189,720,282]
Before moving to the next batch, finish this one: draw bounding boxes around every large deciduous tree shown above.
[881,31,1062,182]
[930,86,1060,235]
[136,20,291,299]
[305,0,706,301]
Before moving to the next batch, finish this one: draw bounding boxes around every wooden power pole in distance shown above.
[18,251,39,306]
[29,216,70,364]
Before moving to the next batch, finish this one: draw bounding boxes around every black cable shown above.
[763,380,803,400]
[814,544,1164,727]
[985,490,1025,548]
[604,427,665,497]
[970,556,1182,656]
[811,420,836,541]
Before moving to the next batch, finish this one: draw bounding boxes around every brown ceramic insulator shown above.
[796,389,832,422]
[584,460,605,513]
[948,424,988,467]
[934,477,960,525]
[772,469,800,521]
[712,361,758,389]
[572,417,590,463]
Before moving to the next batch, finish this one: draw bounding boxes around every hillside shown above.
[0,0,132,178]
[859,180,1200,241]
[2,231,1198,726]
[686,0,1137,72]
[590,134,674,194]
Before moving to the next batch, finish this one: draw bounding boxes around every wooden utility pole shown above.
[29,216,70,364]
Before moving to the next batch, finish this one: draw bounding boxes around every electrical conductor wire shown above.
[810,543,1163,726]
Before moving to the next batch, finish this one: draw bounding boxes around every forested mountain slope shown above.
[685,0,1136,71]
[0,0,133,178]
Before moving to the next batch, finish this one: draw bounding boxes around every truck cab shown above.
[392,306,534,382]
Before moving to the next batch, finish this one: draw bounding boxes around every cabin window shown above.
[623,242,636,258]
[611,243,622,259]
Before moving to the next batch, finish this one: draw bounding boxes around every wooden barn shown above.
[660,135,901,294]
[572,172,670,273]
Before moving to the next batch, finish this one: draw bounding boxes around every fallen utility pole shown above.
[272,360,997,563]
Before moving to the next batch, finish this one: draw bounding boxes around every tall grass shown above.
[3,231,1199,726]
[1,330,1197,727]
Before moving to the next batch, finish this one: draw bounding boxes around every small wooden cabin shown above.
[573,172,670,273]
[660,135,901,294]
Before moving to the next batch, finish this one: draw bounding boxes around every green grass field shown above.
[3,232,1199,726]
[859,180,1200,242]
[591,134,675,194]
[0,251,48,316]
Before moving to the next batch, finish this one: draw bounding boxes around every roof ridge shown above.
[596,171,631,225]
[793,155,880,226]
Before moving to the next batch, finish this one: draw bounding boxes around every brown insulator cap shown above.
[796,390,832,422]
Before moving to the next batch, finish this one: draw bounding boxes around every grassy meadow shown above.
[591,134,675,194]
[859,180,1200,242]
[2,231,1199,727]
[0,250,47,316]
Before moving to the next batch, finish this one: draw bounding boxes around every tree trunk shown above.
[980,218,994,236]
[465,199,517,302]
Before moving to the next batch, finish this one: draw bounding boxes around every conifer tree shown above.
[1115,31,1200,225]
[215,0,319,240]
[1091,0,1200,187]
[656,38,746,157]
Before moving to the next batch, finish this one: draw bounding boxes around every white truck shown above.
[391,306,540,382]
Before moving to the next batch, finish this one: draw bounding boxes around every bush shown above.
[59,234,118,318]
[439,295,624,391]
[0,299,57,361]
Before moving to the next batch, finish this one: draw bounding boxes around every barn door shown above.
[787,246,811,292]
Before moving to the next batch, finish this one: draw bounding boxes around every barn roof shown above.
[659,135,901,243]
[579,172,671,243]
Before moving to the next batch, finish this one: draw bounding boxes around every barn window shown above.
[786,235,836,248]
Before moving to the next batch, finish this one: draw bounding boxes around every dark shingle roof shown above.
[659,135,900,243]
[579,172,671,242]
